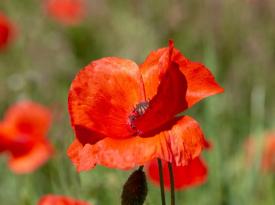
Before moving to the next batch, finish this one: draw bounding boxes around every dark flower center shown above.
[134,101,149,116]
[129,101,149,131]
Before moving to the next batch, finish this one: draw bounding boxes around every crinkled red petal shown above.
[67,138,83,167]
[140,40,223,111]
[147,157,207,190]
[133,41,188,134]
[135,41,223,134]
[68,57,145,142]
[4,101,52,138]
[133,60,188,134]
[38,194,91,205]
[139,48,166,100]
[174,54,224,107]
[8,139,53,174]
[67,116,206,171]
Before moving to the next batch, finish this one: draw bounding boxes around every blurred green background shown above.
[1,0,275,204]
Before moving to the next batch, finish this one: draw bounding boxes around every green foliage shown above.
[1,0,275,204]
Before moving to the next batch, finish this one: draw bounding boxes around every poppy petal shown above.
[38,194,90,205]
[174,54,224,108]
[8,140,53,174]
[44,0,86,25]
[0,12,14,50]
[147,157,207,190]
[67,138,83,166]
[4,101,52,138]
[133,57,188,134]
[68,57,145,142]
[139,41,174,100]
[261,134,275,172]
[140,41,223,110]
[67,116,206,171]
[134,41,222,134]
[0,123,15,152]
[245,134,275,172]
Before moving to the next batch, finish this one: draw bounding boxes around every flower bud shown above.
[121,167,148,205]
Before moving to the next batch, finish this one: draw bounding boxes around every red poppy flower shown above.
[245,133,275,172]
[67,40,223,171]
[262,134,275,171]
[38,195,91,205]
[0,12,14,50]
[44,0,86,25]
[146,157,207,190]
[0,101,53,174]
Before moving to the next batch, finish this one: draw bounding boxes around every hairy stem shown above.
[168,162,175,205]
[157,158,166,205]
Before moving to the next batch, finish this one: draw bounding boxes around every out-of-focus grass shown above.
[1,0,275,204]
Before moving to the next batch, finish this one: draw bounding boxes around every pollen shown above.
[134,101,149,116]
[129,101,149,131]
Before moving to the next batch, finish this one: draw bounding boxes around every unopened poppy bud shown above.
[121,167,148,205]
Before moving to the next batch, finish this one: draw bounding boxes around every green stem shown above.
[168,162,175,205]
[157,158,166,205]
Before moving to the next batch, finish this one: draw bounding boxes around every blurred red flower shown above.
[147,157,207,190]
[38,195,90,205]
[245,133,275,172]
[0,12,14,50]
[67,40,223,171]
[0,101,53,174]
[262,134,275,171]
[44,0,86,25]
